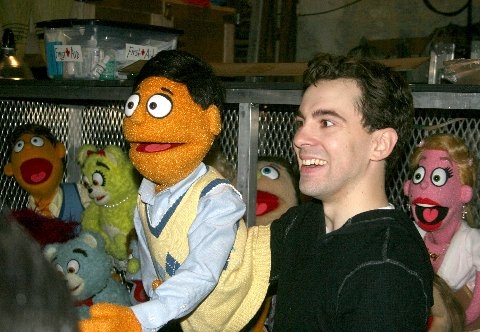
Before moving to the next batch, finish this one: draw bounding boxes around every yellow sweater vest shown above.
[138,168,271,332]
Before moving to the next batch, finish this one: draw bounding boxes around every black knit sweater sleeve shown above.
[269,201,325,288]
[269,205,296,285]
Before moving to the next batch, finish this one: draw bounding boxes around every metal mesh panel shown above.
[81,103,127,150]
[258,105,297,164]
[219,104,240,167]
[1,99,479,227]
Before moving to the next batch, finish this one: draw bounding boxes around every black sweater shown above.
[270,200,434,332]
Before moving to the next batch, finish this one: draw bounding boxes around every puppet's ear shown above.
[4,162,13,176]
[460,185,473,204]
[205,105,221,136]
[55,142,67,159]
[403,180,412,197]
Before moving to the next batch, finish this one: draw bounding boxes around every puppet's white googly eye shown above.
[431,168,448,187]
[147,94,172,118]
[92,172,104,186]
[412,166,425,184]
[125,94,140,117]
[13,140,25,152]
[261,166,280,180]
[30,136,44,147]
[67,260,79,274]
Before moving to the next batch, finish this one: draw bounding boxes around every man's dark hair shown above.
[303,53,414,177]
[133,50,225,112]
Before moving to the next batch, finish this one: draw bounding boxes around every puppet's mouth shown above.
[256,190,279,216]
[413,203,449,231]
[135,143,183,153]
[20,158,53,185]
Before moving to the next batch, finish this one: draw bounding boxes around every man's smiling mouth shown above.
[301,158,327,166]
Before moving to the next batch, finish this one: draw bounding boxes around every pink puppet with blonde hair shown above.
[404,133,480,329]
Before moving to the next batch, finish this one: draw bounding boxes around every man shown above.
[269,53,434,331]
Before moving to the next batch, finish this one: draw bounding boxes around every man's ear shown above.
[370,128,398,161]
[205,105,222,136]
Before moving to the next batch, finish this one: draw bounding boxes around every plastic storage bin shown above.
[37,19,182,80]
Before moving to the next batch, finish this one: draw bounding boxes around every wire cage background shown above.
[1,95,479,226]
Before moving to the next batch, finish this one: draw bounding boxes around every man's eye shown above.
[294,119,303,130]
[320,120,333,127]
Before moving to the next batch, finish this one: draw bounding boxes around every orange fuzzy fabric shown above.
[79,303,141,332]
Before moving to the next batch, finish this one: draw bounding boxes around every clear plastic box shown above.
[36,19,182,80]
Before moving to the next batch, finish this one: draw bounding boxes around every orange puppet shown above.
[4,123,87,245]
[80,50,271,332]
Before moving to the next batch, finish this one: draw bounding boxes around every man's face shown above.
[4,133,65,198]
[293,79,373,202]
[404,149,472,232]
[122,76,221,189]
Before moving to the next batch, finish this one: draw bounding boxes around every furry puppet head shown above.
[77,144,139,207]
[123,50,224,192]
[4,123,66,203]
[404,133,477,232]
[255,157,299,226]
[43,232,131,318]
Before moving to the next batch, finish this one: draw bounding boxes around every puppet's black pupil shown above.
[127,101,134,109]
[150,102,157,109]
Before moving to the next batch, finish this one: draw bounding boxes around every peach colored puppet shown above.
[255,157,299,226]
[404,133,480,328]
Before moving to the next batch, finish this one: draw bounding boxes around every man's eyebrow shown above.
[161,87,173,95]
[312,109,347,122]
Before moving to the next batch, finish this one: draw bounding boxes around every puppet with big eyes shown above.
[80,50,271,332]
[403,133,480,329]
[255,157,299,226]
[3,123,89,246]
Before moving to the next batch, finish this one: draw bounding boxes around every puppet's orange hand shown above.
[79,303,141,332]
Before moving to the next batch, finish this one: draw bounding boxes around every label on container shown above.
[54,45,83,62]
[125,44,158,60]
[46,41,63,79]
